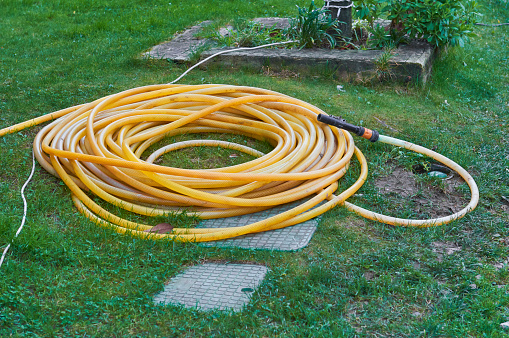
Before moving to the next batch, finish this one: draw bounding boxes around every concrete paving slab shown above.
[198,199,321,251]
[154,263,268,312]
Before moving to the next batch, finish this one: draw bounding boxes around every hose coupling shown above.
[317,114,379,142]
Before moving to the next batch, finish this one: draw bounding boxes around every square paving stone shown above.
[154,263,268,312]
[198,199,322,251]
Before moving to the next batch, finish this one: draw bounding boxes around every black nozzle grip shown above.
[317,114,364,136]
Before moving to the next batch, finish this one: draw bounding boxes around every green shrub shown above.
[204,2,344,50]
[354,0,481,47]
[288,1,341,49]
[366,23,408,48]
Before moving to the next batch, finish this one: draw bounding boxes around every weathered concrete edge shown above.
[143,18,437,83]
[144,21,213,62]
[200,41,437,83]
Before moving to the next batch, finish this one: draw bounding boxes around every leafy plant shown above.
[373,43,397,81]
[367,23,408,49]
[288,0,342,49]
[354,0,481,47]
[391,148,432,172]
[202,2,346,50]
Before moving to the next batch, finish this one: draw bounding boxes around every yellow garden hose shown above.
[0,84,479,242]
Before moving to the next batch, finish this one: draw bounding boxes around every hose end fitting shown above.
[362,128,379,142]
[317,114,379,142]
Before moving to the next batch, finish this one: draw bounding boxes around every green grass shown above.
[143,133,273,170]
[1,0,509,336]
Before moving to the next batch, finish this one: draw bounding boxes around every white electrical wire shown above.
[475,22,509,26]
[168,40,295,84]
[0,151,36,269]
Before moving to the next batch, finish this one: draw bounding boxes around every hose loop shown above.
[0,84,479,241]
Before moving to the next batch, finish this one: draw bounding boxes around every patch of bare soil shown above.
[431,241,462,262]
[374,166,468,218]
[499,197,509,215]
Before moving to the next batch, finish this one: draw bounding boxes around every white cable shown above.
[475,22,509,26]
[0,150,36,269]
[168,40,295,84]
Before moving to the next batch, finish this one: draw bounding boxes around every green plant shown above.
[391,148,432,172]
[373,43,397,81]
[211,19,286,48]
[367,24,408,49]
[201,2,347,50]
[354,0,481,47]
[288,1,342,49]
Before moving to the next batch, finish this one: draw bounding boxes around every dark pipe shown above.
[317,114,379,142]
[317,114,364,136]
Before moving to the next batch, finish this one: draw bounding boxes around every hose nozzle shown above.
[317,114,379,142]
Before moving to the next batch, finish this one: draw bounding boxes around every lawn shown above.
[1,0,508,336]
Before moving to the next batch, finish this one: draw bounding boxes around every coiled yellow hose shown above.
[0,84,479,242]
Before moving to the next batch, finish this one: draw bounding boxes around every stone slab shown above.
[201,39,435,83]
[145,18,436,82]
[144,21,212,61]
[197,199,321,251]
[154,263,268,312]
[253,17,290,30]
